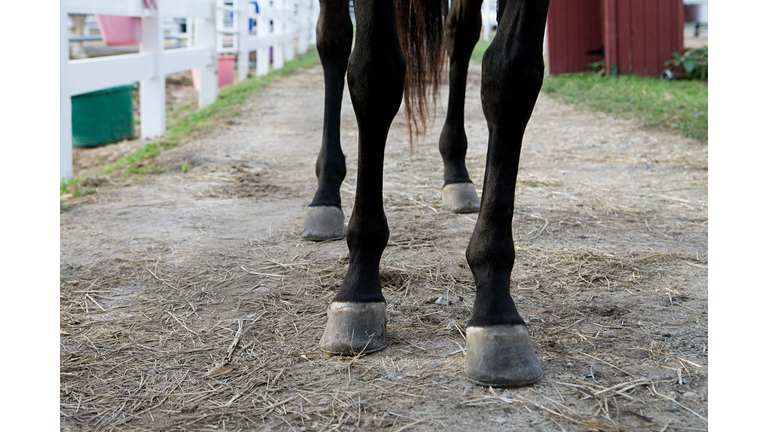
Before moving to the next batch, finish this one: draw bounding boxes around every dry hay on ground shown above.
[60,237,708,431]
[61,63,707,431]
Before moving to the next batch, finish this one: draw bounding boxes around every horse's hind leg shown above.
[464,0,550,387]
[319,0,405,355]
[439,0,483,213]
[302,0,353,241]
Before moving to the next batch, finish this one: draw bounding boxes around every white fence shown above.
[61,0,319,181]
[481,0,497,42]
[219,0,319,81]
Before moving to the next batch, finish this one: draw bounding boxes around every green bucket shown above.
[72,84,137,147]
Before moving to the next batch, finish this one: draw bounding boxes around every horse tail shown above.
[397,0,448,149]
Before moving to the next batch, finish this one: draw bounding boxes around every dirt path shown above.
[60,63,708,431]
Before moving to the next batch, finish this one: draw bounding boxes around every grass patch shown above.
[469,40,707,140]
[62,49,320,196]
[542,73,707,140]
[61,177,78,195]
[72,188,97,197]
[125,164,166,176]
[470,38,492,64]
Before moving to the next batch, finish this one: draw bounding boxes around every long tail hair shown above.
[397,0,448,150]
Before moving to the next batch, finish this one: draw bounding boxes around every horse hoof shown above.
[465,325,543,387]
[320,302,387,355]
[442,183,480,213]
[302,206,345,241]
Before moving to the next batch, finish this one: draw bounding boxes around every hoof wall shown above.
[302,206,345,241]
[320,302,387,355]
[465,325,543,387]
[442,183,480,213]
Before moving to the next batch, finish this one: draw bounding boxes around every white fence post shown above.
[61,8,74,181]
[255,2,270,76]
[236,0,250,82]
[196,3,218,108]
[297,0,308,55]
[482,0,494,42]
[283,1,295,62]
[272,0,285,70]
[215,0,225,54]
[139,9,166,137]
[309,0,318,46]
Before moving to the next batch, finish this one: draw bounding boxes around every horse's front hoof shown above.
[320,302,387,355]
[302,206,345,241]
[442,183,480,213]
[464,325,543,387]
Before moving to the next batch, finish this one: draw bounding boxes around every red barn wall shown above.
[546,0,603,75]
[547,0,685,77]
[604,0,684,76]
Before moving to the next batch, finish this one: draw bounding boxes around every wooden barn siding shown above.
[549,0,684,76]
[546,0,603,75]
[608,0,684,76]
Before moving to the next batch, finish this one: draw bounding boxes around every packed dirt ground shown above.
[61,61,708,431]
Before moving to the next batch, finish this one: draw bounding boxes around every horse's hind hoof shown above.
[302,206,345,241]
[465,325,543,387]
[320,302,387,355]
[442,183,480,213]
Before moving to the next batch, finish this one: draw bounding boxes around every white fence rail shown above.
[61,0,319,181]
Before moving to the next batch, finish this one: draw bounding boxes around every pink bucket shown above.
[217,55,235,87]
[192,55,237,91]
[95,15,141,46]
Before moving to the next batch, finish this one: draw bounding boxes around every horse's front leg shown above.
[302,0,353,241]
[439,0,483,213]
[319,0,405,355]
[464,0,550,387]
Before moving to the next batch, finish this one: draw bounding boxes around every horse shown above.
[302,0,550,387]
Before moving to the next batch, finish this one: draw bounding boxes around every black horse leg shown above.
[463,0,550,387]
[302,0,353,241]
[319,0,405,355]
[438,0,483,213]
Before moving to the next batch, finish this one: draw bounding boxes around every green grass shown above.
[125,164,166,176]
[468,41,707,141]
[72,187,97,197]
[542,73,708,140]
[61,49,320,196]
[470,39,492,64]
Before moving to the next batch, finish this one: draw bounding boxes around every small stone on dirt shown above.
[603,330,618,338]
[446,322,455,330]
[435,296,450,306]
[683,392,698,399]
[664,401,679,412]
[495,417,508,425]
